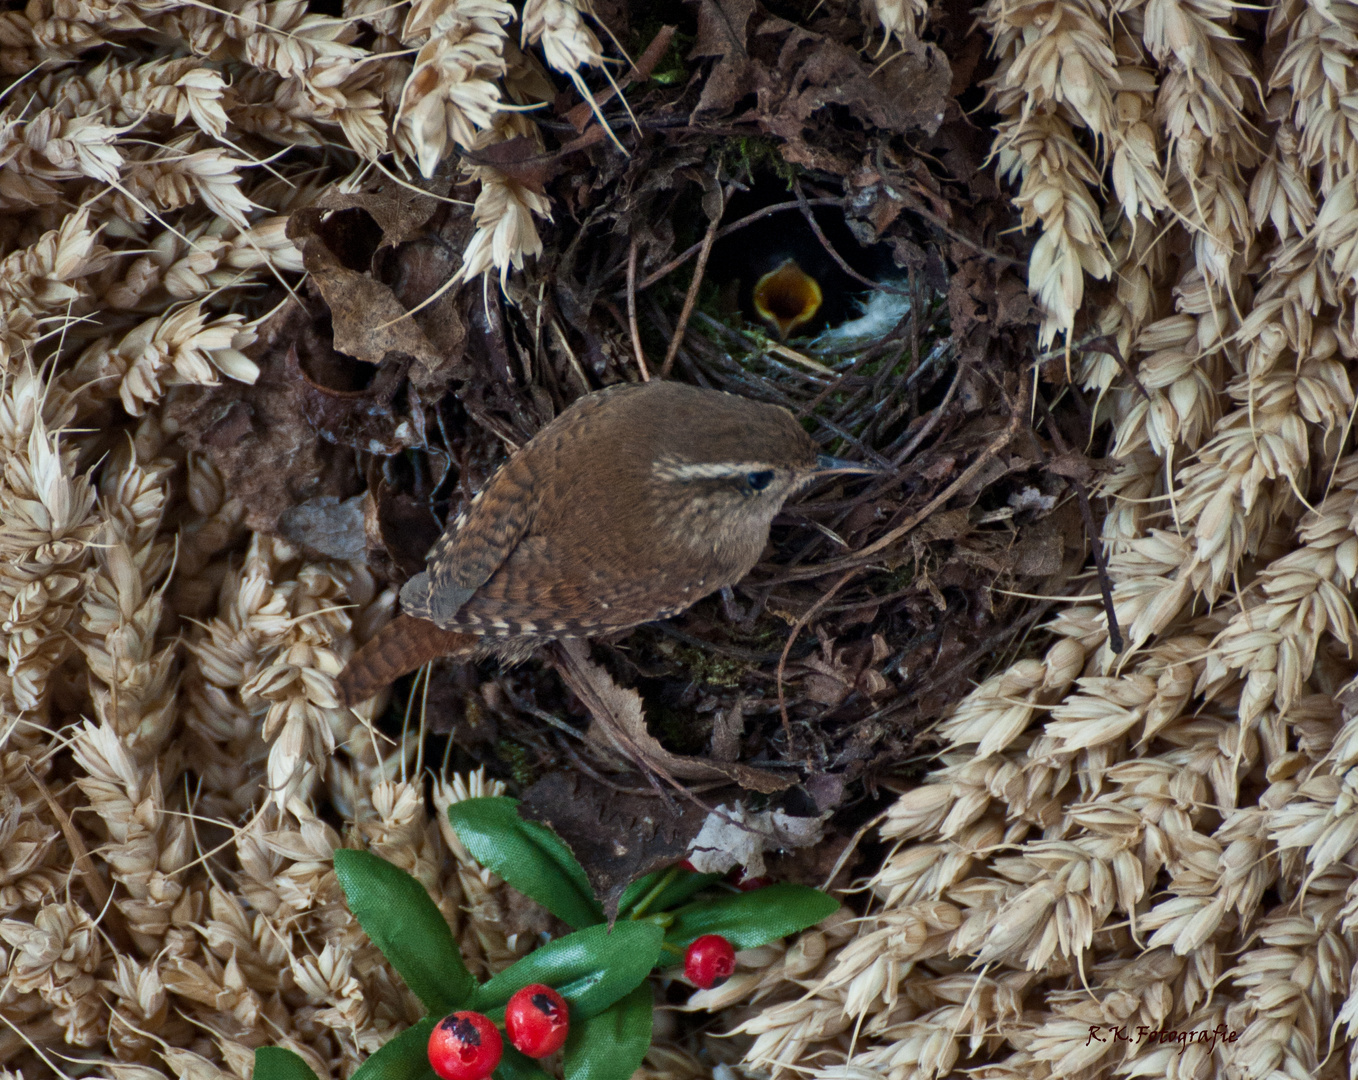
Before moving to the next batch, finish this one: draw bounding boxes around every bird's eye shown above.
[747,470,775,491]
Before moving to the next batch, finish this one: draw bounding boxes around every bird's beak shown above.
[815,454,885,475]
[753,258,823,340]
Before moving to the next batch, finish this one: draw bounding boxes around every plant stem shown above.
[629,865,680,919]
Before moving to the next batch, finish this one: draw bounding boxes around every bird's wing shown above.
[455,526,718,635]
[399,453,541,628]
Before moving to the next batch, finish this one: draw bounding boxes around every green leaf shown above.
[333,849,474,1014]
[351,1018,438,1080]
[254,1048,322,1080]
[495,1044,553,1080]
[474,922,662,1020]
[663,884,839,951]
[562,984,653,1080]
[448,798,603,929]
[616,868,721,918]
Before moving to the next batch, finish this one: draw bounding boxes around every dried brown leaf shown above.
[555,640,795,793]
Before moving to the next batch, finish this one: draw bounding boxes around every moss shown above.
[494,740,536,787]
[730,620,795,651]
[688,647,753,687]
[882,562,918,591]
[630,11,695,87]
[462,696,489,734]
[725,135,799,187]
[649,36,693,85]
[650,633,754,688]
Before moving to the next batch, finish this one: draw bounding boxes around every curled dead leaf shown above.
[554,639,794,794]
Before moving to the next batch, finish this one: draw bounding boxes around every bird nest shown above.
[1,0,1355,1079]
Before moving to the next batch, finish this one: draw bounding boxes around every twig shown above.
[855,394,1024,560]
[501,688,592,744]
[661,195,722,377]
[562,24,677,130]
[632,198,840,291]
[627,235,650,381]
[821,806,891,892]
[802,335,900,414]
[691,310,836,375]
[868,145,1023,268]
[891,361,966,466]
[1034,395,1124,653]
[1080,334,1152,403]
[27,765,108,913]
[765,340,837,377]
[558,741,664,795]
[906,204,1024,267]
[792,178,909,296]
[26,763,137,952]
[772,377,1029,583]
[775,568,857,760]
[837,600,1051,745]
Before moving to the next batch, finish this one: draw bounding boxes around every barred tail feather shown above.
[338,614,477,705]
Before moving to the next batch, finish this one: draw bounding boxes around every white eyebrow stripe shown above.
[652,460,775,481]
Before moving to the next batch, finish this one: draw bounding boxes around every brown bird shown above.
[339,380,860,705]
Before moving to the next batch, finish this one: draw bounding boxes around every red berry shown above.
[731,869,772,891]
[678,859,699,873]
[684,934,736,989]
[428,1011,502,1080]
[505,983,569,1057]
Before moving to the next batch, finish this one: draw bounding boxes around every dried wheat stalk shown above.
[0,4,634,1075]
[746,2,1358,1079]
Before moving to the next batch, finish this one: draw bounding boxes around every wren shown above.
[338,380,841,705]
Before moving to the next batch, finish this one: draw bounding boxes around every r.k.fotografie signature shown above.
[1086,1024,1241,1052]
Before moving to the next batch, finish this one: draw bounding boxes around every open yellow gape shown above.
[751,257,824,339]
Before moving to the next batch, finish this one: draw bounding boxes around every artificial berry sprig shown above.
[289,816,836,1080]
[683,934,736,989]
[505,983,570,1057]
[428,1011,502,1080]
